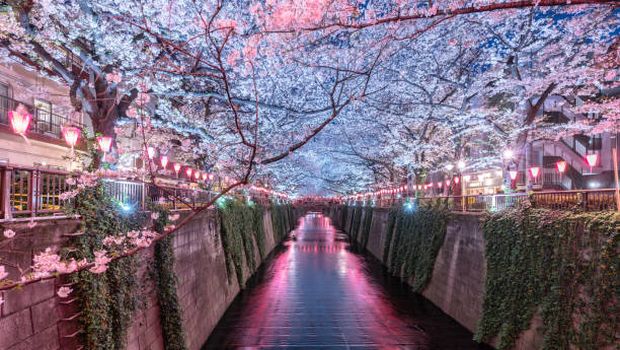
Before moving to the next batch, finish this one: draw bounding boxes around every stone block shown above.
[8,325,59,350]
[2,279,55,316]
[0,308,33,349]
[31,297,59,333]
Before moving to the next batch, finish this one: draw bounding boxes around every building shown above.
[0,61,93,219]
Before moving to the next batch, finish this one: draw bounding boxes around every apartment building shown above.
[0,62,91,169]
[0,62,93,219]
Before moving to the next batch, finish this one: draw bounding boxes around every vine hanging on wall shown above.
[381,201,450,292]
[151,204,187,350]
[63,182,143,350]
[475,204,619,350]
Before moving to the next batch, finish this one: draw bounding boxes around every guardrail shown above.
[0,95,84,140]
[346,189,618,212]
[0,166,221,220]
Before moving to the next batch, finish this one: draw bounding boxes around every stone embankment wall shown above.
[326,206,541,350]
[0,207,300,350]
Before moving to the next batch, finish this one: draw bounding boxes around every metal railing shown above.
[347,189,617,213]
[0,166,219,220]
[0,95,84,139]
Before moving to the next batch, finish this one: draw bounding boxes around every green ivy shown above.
[381,201,450,292]
[475,204,619,350]
[271,203,294,241]
[252,204,267,259]
[151,204,187,350]
[382,207,398,264]
[63,183,143,350]
[350,206,363,240]
[219,200,253,287]
[218,200,282,288]
[359,208,373,249]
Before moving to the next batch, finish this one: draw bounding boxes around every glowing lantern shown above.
[445,179,451,187]
[436,182,442,188]
[173,163,181,176]
[202,173,208,181]
[8,110,31,135]
[208,174,214,181]
[194,171,201,180]
[529,166,540,179]
[147,146,156,159]
[556,160,567,174]
[62,126,80,151]
[160,155,168,169]
[586,154,598,170]
[185,168,193,178]
[454,176,460,184]
[509,170,518,180]
[97,136,112,153]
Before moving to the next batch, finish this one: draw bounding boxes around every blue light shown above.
[403,200,416,213]
[119,202,135,214]
[216,197,227,208]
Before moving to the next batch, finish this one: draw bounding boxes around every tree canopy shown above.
[1,0,618,196]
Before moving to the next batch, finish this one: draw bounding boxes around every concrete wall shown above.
[328,206,541,350]
[0,207,299,350]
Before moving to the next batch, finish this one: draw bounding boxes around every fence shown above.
[0,167,218,220]
[350,189,617,213]
[0,95,84,140]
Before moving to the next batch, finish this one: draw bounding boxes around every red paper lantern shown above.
[174,163,181,176]
[160,155,168,169]
[147,146,156,159]
[529,166,540,178]
[586,154,598,169]
[96,136,112,153]
[185,168,193,178]
[62,126,80,149]
[509,170,518,180]
[9,110,31,135]
[454,176,460,184]
[556,160,567,174]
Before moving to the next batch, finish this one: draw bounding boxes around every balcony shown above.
[0,94,84,144]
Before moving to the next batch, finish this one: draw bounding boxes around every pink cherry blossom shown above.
[3,229,15,239]
[0,266,9,280]
[57,286,73,298]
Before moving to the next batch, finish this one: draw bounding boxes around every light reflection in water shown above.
[204,213,491,349]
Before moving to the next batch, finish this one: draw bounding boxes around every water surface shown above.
[204,213,491,349]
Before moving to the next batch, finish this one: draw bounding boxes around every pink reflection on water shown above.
[205,213,476,348]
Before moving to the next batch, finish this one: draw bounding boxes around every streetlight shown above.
[502,149,514,160]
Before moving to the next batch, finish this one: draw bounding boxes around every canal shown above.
[204,213,491,349]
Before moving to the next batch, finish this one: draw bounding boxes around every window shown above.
[0,82,9,124]
[34,98,53,134]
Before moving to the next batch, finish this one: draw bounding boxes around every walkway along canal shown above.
[204,213,491,349]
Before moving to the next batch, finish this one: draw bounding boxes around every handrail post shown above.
[1,167,12,220]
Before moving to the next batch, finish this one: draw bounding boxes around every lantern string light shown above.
[96,136,112,162]
[62,126,80,156]
[9,107,32,144]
